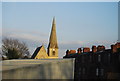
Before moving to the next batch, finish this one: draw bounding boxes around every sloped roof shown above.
[31,46,42,59]
[48,17,58,49]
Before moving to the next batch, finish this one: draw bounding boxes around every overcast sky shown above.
[2,2,118,58]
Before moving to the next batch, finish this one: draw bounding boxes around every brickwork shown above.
[83,47,90,53]
[116,42,120,48]
[74,53,120,80]
[97,45,105,52]
[63,42,120,80]
[92,45,97,53]
[111,44,117,53]
[69,50,76,54]
[65,42,120,55]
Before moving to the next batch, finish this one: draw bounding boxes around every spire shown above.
[48,17,58,48]
[52,17,56,25]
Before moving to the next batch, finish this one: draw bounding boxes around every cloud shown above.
[2,28,116,58]
[2,28,49,55]
[3,28,48,43]
[59,41,84,49]
[59,40,114,49]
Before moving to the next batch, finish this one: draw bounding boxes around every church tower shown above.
[47,17,58,58]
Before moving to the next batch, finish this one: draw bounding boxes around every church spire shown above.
[52,17,56,25]
[48,17,58,49]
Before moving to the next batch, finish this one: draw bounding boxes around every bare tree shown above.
[2,37,30,59]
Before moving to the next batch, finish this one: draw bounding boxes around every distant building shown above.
[63,42,120,80]
[63,42,120,58]
[31,17,58,59]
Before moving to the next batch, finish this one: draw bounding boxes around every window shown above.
[96,68,104,76]
[96,68,99,76]
[52,49,55,55]
[98,55,101,62]
[78,68,81,75]
[53,51,55,55]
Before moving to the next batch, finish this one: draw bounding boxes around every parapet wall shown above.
[1,59,75,79]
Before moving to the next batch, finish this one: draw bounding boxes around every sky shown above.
[2,2,118,58]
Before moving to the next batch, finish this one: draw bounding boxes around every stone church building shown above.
[31,18,58,59]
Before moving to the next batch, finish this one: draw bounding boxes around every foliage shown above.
[2,38,30,59]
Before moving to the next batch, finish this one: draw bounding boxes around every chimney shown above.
[66,50,69,55]
[92,45,97,53]
[69,50,76,54]
[111,44,117,53]
[77,48,82,54]
[115,42,120,48]
[97,45,105,52]
[83,47,90,53]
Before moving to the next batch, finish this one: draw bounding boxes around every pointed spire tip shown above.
[53,16,56,24]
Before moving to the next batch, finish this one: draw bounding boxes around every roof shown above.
[63,49,112,58]
[31,46,42,59]
[48,17,58,49]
